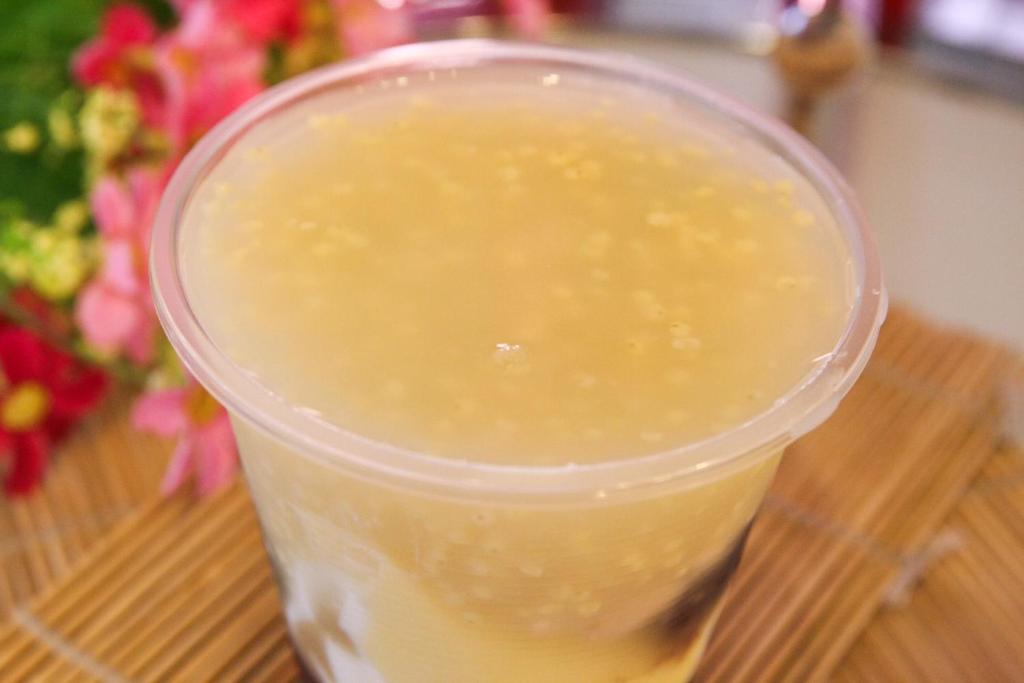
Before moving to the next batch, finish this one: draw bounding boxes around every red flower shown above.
[72,3,167,127]
[10,288,75,339]
[0,324,109,495]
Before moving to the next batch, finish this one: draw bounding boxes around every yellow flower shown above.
[80,87,140,174]
[1,382,51,432]
[28,230,97,301]
[48,107,78,149]
[3,122,40,154]
[0,219,33,282]
[53,200,90,233]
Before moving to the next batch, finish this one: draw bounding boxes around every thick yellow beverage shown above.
[177,56,853,682]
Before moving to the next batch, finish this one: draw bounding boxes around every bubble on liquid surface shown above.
[493,343,530,375]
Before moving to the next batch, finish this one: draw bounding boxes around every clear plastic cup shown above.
[151,40,886,683]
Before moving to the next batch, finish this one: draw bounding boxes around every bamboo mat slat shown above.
[0,486,296,683]
[0,395,170,619]
[0,305,1019,683]
[768,310,1011,552]
[836,445,1024,683]
[696,309,1016,682]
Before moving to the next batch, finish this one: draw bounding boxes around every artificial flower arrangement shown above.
[0,0,550,496]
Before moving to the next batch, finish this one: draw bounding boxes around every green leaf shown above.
[0,0,109,221]
[135,0,176,28]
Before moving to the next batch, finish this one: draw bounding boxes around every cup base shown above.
[296,653,320,682]
[660,522,750,642]
[288,522,750,683]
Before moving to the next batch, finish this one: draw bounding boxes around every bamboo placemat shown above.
[0,306,1020,682]
[836,444,1024,682]
[0,395,170,619]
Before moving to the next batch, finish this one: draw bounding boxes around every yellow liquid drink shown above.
[153,42,885,683]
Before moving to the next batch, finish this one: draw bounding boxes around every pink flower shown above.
[132,380,238,496]
[75,169,164,363]
[73,2,276,144]
[156,0,268,150]
[500,0,552,38]
[72,3,167,127]
[92,167,164,245]
[330,0,414,56]
[172,0,303,43]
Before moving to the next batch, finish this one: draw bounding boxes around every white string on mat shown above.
[11,607,132,683]
[0,506,134,560]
